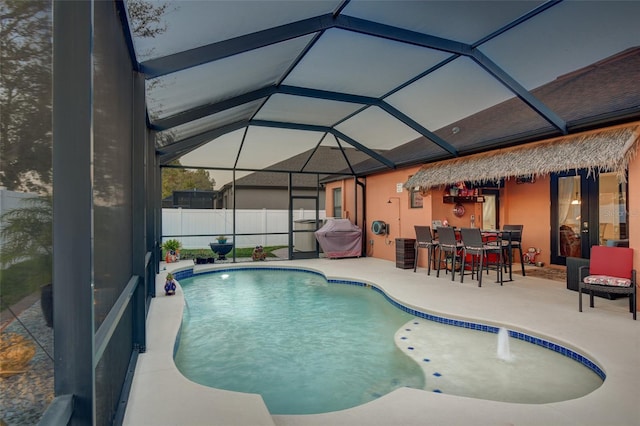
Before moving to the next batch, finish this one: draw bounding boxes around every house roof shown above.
[349,46,640,177]
[122,1,640,178]
[220,146,374,190]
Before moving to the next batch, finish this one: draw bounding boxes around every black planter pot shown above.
[41,283,53,328]
[209,242,234,260]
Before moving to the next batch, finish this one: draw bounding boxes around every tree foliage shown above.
[162,161,216,199]
[0,0,172,193]
[127,0,169,39]
[0,195,52,269]
[0,0,52,192]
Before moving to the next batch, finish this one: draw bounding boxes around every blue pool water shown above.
[174,268,603,414]
[174,269,424,414]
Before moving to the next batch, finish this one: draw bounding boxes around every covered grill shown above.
[315,219,362,259]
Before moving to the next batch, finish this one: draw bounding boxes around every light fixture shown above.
[387,197,401,236]
[571,192,581,205]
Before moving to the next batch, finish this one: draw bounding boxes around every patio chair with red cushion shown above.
[578,245,637,320]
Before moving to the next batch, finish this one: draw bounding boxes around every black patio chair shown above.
[436,227,462,281]
[414,225,439,275]
[579,245,636,320]
[459,227,504,287]
[503,224,525,277]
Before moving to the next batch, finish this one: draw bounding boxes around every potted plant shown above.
[41,283,53,327]
[210,236,233,260]
[162,239,182,262]
[194,254,208,264]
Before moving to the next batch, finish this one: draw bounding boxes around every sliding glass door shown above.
[551,170,628,264]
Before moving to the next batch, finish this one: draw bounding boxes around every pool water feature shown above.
[175,269,424,414]
[174,268,603,414]
[497,327,512,361]
[397,319,602,403]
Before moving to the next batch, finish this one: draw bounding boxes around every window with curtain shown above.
[333,188,342,218]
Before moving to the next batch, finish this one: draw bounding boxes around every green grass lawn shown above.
[0,255,51,310]
[172,245,287,260]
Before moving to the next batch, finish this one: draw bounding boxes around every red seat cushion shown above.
[589,246,633,280]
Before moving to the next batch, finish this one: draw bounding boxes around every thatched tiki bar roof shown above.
[405,125,640,191]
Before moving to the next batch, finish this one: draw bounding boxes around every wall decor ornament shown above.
[453,203,465,217]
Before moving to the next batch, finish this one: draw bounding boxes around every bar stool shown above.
[503,225,525,277]
[414,225,439,275]
[436,227,462,281]
[459,228,503,287]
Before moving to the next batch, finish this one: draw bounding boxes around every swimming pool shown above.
[174,268,424,414]
[173,267,603,414]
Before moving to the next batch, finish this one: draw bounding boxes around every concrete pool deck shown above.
[123,257,640,426]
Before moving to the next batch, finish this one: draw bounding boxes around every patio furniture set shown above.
[413,224,524,287]
[414,225,637,320]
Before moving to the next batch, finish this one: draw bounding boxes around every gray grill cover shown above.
[315,219,362,259]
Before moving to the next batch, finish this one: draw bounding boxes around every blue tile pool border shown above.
[174,265,605,381]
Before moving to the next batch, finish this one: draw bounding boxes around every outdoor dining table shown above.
[431,227,517,282]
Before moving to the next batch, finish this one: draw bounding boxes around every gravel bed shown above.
[1,301,54,426]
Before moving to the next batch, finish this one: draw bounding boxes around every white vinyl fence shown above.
[162,208,326,249]
[0,188,39,248]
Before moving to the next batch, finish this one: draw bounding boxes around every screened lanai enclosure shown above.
[1,0,638,424]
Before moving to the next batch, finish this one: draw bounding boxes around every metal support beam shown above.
[471,49,567,134]
[132,71,147,350]
[114,0,139,72]
[331,129,396,170]
[151,85,372,132]
[335,15,471,55]
[157,120,250,164]
[335,14,566,134]
[153,144,162,283]
[141,13,336,78]
[52,1,95,423]
[144,9,569,167]
[154,84,457,159]
[38,395,74,426]
[251,119,396,169]
[471,0,563,48]
[378,103,458,156]
[95,276,140,364]
[334,135,356,176]
[150,86,275,131]
[279,85,378,105]
[146,129,158,296]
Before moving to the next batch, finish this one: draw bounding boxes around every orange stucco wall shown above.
[325,124,638,311]
[501,176,552,266]
[361,167,422,260]
[360,171,553,268]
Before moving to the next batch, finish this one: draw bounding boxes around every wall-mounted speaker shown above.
[371,220,388,235]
